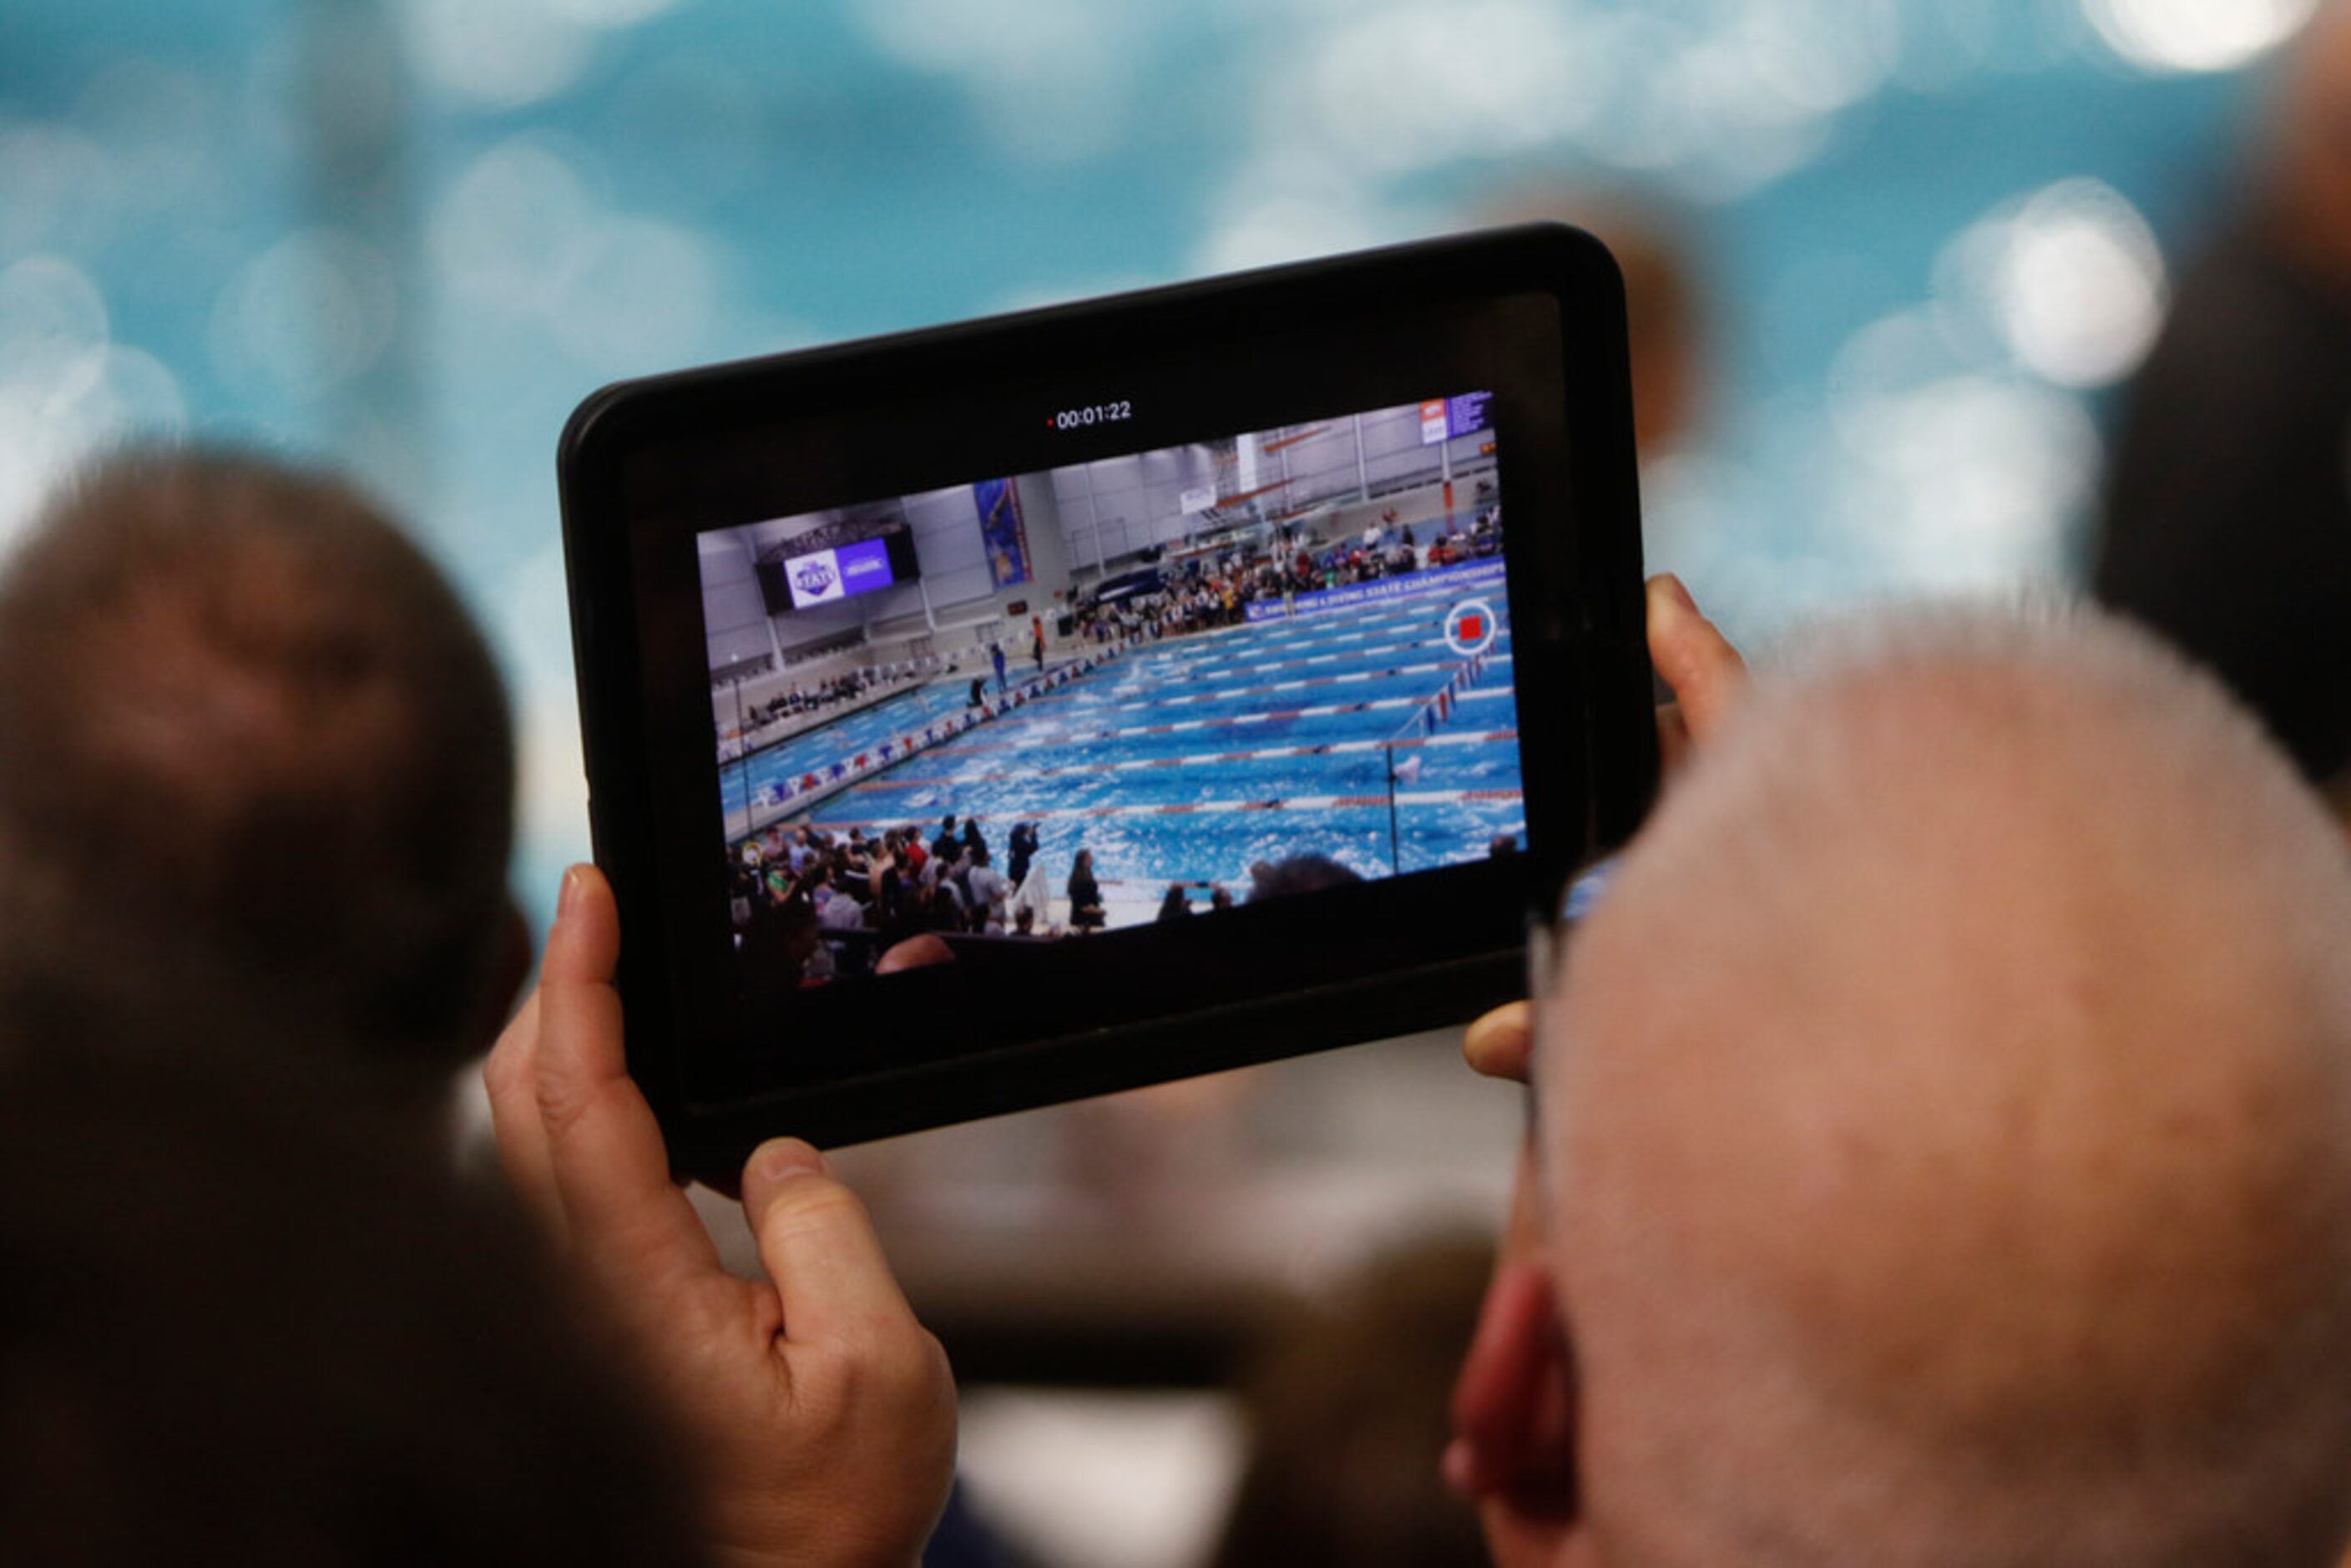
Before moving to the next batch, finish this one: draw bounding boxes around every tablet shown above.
[558,223,1656,1173]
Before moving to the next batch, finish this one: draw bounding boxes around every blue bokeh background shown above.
[0,0,2305,915]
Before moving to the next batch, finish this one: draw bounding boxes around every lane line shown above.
[840,728,1522,792]
[810,785,1525,831]
[948,685,1516,751]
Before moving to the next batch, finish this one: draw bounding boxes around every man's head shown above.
[1482,606,2351,1566]
[0,451,523,1071]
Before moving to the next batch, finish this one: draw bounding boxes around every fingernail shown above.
[751,1137,826,1188]
[1661,574,1696,613]
[558,866,583,921]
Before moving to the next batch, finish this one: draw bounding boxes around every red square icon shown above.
[1457,614,1484,642]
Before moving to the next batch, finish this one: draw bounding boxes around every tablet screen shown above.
[699,391,1522,990]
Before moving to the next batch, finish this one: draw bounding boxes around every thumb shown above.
[741,1138,919,1349]
[1646,575,1746,744]
[1464,1001,1534,1084]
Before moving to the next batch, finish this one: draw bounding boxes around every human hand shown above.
[485,865,956,1568]
[1646,571,1746,778]
[1462,574,1745,1087]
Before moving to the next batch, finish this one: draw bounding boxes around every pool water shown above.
[727,580,1524,908]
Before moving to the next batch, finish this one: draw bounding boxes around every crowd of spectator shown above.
[728,804,1444,991]
[726,813,1369,984]
[729,814,1160,984]
[1073,501,1503,645]
[736,670,877,729]
[715,662,933,762]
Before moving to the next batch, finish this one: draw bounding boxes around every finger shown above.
[877,933,958,974]
[1646,575,1746,744]
[1464,1001,1534,1083]
[534,864,720,1286]
[483,989,562,1241]
[741,1137,921,1351]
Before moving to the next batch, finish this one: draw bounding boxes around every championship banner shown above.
[976,477,1031,589]
[1245,558,1506,625]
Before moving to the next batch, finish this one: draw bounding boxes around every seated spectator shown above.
[1451,604,2351,1567]
[1156,883,1192,923]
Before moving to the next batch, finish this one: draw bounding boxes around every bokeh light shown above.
[0,0,2295,889]
[0,255,185,551]
[2083,0,2319,73]
[209,228,399,397]
[1989,180,2169,389]
[402,0,601,109]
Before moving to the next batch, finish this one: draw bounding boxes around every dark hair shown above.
[0,451,516,1066]
[1157,884,1191,922]
[0,985,700,1565]
[1246,854,1364,903]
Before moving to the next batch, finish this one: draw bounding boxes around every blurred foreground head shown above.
[1216,1234,1494,1568]
[2095,3,2351,796]
[1523,606,2351,1565]
[0,988,697,1565]
[1476,186,1705,458]
[0,451,522,1074]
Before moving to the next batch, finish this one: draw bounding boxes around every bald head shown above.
[0,451,518,1066]
[1545,606,2351,1566]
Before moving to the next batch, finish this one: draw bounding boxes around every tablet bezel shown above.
[558,224,1656,1174]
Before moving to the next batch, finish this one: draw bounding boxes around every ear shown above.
[1447,1260,1588,1567]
